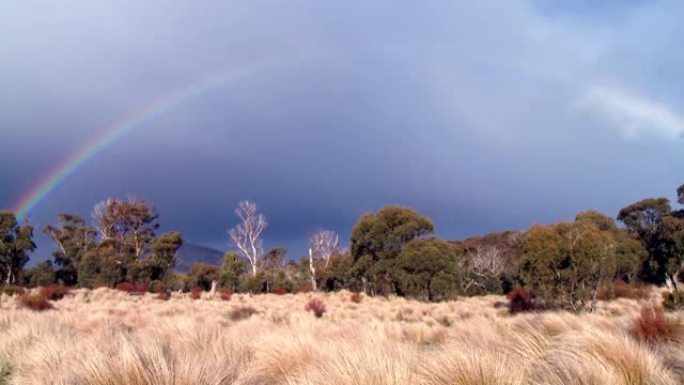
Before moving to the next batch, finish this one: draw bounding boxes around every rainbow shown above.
[12,58,290,220]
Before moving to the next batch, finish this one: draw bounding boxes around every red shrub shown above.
[598,280,651,301]
[190,286,203,300]
[632,305,681,344]
[305,297,327,318]
[220,289,232,301]
[615,281,650,300]
[507,286,535,314]
[136,283,148,294]
[271,287,288,295]
[18,294,54,312]
[297,283,313,294]
[40,285,70,301]
[350,292,363,303]
[115,282,147,295]
[115,282,136,293]
[156,291,171,301]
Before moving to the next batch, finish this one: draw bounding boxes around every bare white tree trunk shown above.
[309,230,340,268]
[229,201,267,276]
[309,248,318,292]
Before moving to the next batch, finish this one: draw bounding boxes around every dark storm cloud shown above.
[1,0,683,261]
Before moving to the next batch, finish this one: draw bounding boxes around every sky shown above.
[1,0,683,262]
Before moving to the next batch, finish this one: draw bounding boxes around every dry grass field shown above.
[1,288,683,385]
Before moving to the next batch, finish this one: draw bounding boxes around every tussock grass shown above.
[0,288,682,384]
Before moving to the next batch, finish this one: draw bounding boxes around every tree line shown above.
[1,183,683,310]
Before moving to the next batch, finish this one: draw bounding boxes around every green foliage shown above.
[350,206,434,295]
[0,286,25,296]
[219,252,249,290]
[662,291,684,311]
[77,241,128,288]
[134,231,183,284]
[618,198,673,284]
[240,273,266,293]
[186,262,219,291]
[318,253,354,291]
[0,211,35,285]
[24,261,56,287]
[519,220,618,311]
[395,238,462,301]
[576,210,644,282]
[45,201,183,289]
[43,213,96,286]
[618,195,684,287]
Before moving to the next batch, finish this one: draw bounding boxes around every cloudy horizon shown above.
[2,0,683,262]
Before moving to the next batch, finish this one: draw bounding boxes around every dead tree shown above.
[228,201,267,276]
[308,230,340,268]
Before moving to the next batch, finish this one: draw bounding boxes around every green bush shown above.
[662,291,684,311]
[1,286,25,297]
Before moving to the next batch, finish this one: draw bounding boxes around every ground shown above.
[0,288,683,385]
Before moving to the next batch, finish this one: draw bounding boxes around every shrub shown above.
[148,280,166,294]
[190,286,202,300]
[229,305,258,321]
[18,294,53,312]
[614,280,650,300]
[297,283,313,294]
[597,280,651,301]
[115,282,147,295]
[305,297,327,318]
[1,286,25,297]
[662,290,684,311]
[219,289,232,301]
[350,292,363,303]
[156,291,171,301]
[632,305,681,344]
[115,282,135,293]
[508,286,535,314]
[271,287,288,295]
[40,285,70,301]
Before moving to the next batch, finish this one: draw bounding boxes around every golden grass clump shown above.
[0,287,683,384]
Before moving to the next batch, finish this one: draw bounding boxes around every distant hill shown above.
[175,243,224,272]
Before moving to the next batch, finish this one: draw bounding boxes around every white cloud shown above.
[579,86,684,140]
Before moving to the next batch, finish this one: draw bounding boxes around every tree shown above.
[186,263,220,291]
[576,210,643,282]
[228,201,267,277]
[350,206,434,295]
[309,230,340,268]
[519,220,617,311]
[24,261,56,287]
[136,231,183,284]
[576,210,618,232]
[78,198,164,287]
[618,198,677,285]
[456,230,525,294]
[307,230,341,292]
[44,213,96,285]
[78,240,126,288]
[219,252,249,290]
[0,211,35,285]
[678,184,684,205]
[462,244,505,295]
[318,252,353,292]
[395,238,462,301]
[92,198,159,258]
